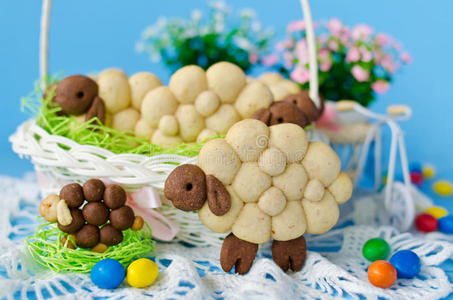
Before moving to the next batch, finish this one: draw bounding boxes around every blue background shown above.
[0,0,453,297]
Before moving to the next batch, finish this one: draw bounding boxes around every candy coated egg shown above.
[424,206,448,219]
[91,259,125,289]
[367,260,397,288]
[410,172,423,186]
[127,258,159,288]
[433,180,453,197]
[415,213,438,232]
[389,250,421,278]
[362,238,390,262]
[409,162,422,173]
[422,165,435,179]
[438,215,453,234]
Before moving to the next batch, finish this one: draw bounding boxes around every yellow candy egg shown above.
[424,206,448,219]
[422,165,435,179]
[433,180,453,197]
[127,258,159,288]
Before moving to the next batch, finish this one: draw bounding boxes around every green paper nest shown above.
[21,77,221,157]
[26,221,154,273]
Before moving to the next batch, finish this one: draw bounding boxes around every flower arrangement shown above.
[136,1,274,73]
[272,18,411,106]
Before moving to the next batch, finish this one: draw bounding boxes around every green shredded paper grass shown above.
[21,76,220,157]
[26,220,154,273]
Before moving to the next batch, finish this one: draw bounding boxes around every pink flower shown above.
[320,60,332,72]
[375,33,391,46]
[261,54,279,67]
[346,47,360,62]
[328,18,343,37]
[352,24,373,41]
[294,40,309,64]
[328,40,339,51]
[318,48,330,60]
[283,51,293,68]
[372,80,390,94]
[351,65,370,82]
[359,46,372,62]
[381,54,398,73]
[400,52,412,63]
[275,42,285,51]
[248,52,258,64]
[290,66,310,84]
[287,20,305,33]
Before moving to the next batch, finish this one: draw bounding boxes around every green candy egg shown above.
[362,238,390,262]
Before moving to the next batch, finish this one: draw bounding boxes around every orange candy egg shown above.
[367,260,397,288]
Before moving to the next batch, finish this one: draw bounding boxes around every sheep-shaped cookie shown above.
[164,119,353,274]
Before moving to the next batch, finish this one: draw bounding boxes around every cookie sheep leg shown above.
[220,233,258,275]
[271,236,307,272]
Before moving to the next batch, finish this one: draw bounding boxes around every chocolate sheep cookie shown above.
[165,119,353,274]
[39,180,144,251]
[49,75,106,124]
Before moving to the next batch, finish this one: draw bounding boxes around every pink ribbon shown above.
[36,171,180,241]
[316,102,340,132]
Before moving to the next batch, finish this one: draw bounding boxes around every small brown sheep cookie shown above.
[206,175,231,216]
[103,184,127,209]
[58,209,85,234]
[55,75,98,115]
[75,224,100,248]
[110,206,135,231]
[59,183,84,208]
[164,164,207,211]
[82,179,105,202]
[100,224,124,246]
[283,91,324,122]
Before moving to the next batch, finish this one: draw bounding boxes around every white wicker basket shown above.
[10,0,321,247]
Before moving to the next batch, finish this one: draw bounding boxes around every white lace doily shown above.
[0,174,452,300]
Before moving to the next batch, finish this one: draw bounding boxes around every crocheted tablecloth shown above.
[1,174,452,300]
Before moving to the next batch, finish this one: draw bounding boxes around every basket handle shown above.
[39,0,320,108]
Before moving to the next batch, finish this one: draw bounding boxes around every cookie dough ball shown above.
[103,184,126,209]
[273,163,308,201]
[328,172,353,204]
[302,142,341,186]
[141,86,179,128]
[258,147,286,176]
[100,224,124,246]
[83,179,105,202]
[110,206,135,230]
[258,187,286,216]
[198,139,241,185]
[97,69,131,113]
[175,105,205,142]
[129,72,162,109]
[272,201,306,241]
[206,62,246,103]
[151,130,183,148]
[169,65,207,104]
[268,83,291,101]
[60,183,84,208]
[159,115,179,136]
[75,224,100,248]
[302,190,339,234]
[134,119,155,140]
[196,128,217,142]
[232,203,271,244]
[269,123,308,163]
[58,209,85,234]
[82,202,109,226]
[234,81,274,118]
[226,119,269,162]
[232,162,271,203]
[205,104,241,135]
[112,108,140,133]
[304,179,325,202]
[198,186,244,233]
[195,91,220,117]
[258,72,284,85]
[278,80,302,95]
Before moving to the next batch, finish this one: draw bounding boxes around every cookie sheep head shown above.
[49,75,106,124]
[164,119,353,274]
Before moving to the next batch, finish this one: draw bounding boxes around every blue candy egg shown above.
[91,259,125,289]
[389,250,421,279]
[438,215,453,234]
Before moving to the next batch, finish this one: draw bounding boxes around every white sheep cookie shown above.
[165,119,353,275]
[138,61,276,147]
[97,69,131,114]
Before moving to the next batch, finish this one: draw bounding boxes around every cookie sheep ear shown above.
[206,175,231,216]
[164,164,207,211]
[251,108,271,125]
